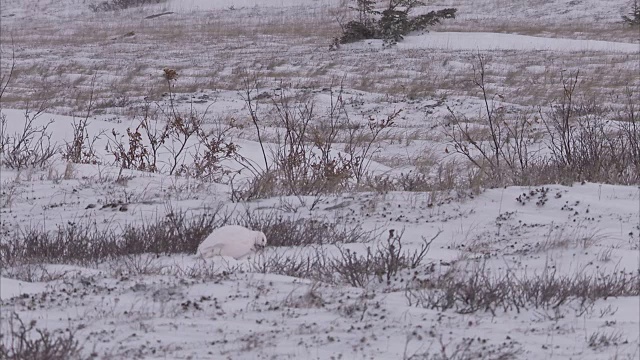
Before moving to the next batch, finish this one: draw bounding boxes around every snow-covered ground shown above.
[1,164,638,359]
[395,32,640,52]
[1,0,639,359]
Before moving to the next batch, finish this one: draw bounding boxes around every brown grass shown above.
[1,2,638,114]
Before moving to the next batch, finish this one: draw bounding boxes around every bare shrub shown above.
[107,124,153,172]
[1,221,114,267]
[62,85,103,165]
[443,54,539,187]
[235,80,398,204]
[392,172,435,192]
[333,230,439,287]
[0,44,15,102]
[526,225,606,253]
[614,87,639,178]
[240,73,270,172]
[161,108,202,176]
[0,47,15,159]
[167,259,238,282]
[1,263,69,283]
[185,124,238,182]
[105,100,179,174]
[108,253,163,276]
[249,228,439,287]
[445,55,640,187]
[230,171,278,203]
[1,104,57,170]
[587,330,624,350]
[106,74,237,180]
[107,103,171,174]
[250,250,332,283]
[62,116,103,165]
[0,312,83,360]
[542,71,579,169]
[268,88,353,198]
[540,74,639,184]
[335,289,377,320]
[344,107,400,184]
[0,113,7,160]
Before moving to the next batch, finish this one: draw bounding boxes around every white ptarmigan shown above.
[196,225,267,260]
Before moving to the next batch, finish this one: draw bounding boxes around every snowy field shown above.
[1,0,639,359]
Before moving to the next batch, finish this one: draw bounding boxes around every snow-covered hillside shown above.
[1,0,638,359]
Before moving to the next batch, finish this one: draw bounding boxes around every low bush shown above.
[238,210,371,247]
[89,0,166,12]
[332,230,438,287]
[250,250,332,282]
[251,229,440,288]
[0,207,227,267]
[406,263,639,315]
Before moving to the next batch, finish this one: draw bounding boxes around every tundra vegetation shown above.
[0,0,638,359]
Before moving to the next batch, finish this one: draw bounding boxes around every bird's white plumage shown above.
[197,225,267,260]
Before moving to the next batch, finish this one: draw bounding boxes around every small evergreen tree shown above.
[336,0,456,46]
[351,0,378,26]
[378,6,412,45]
[621,0,640,25]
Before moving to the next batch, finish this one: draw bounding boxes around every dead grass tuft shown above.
[406,263,639,315]
[0,207,228,267]
[238,210,371,247]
